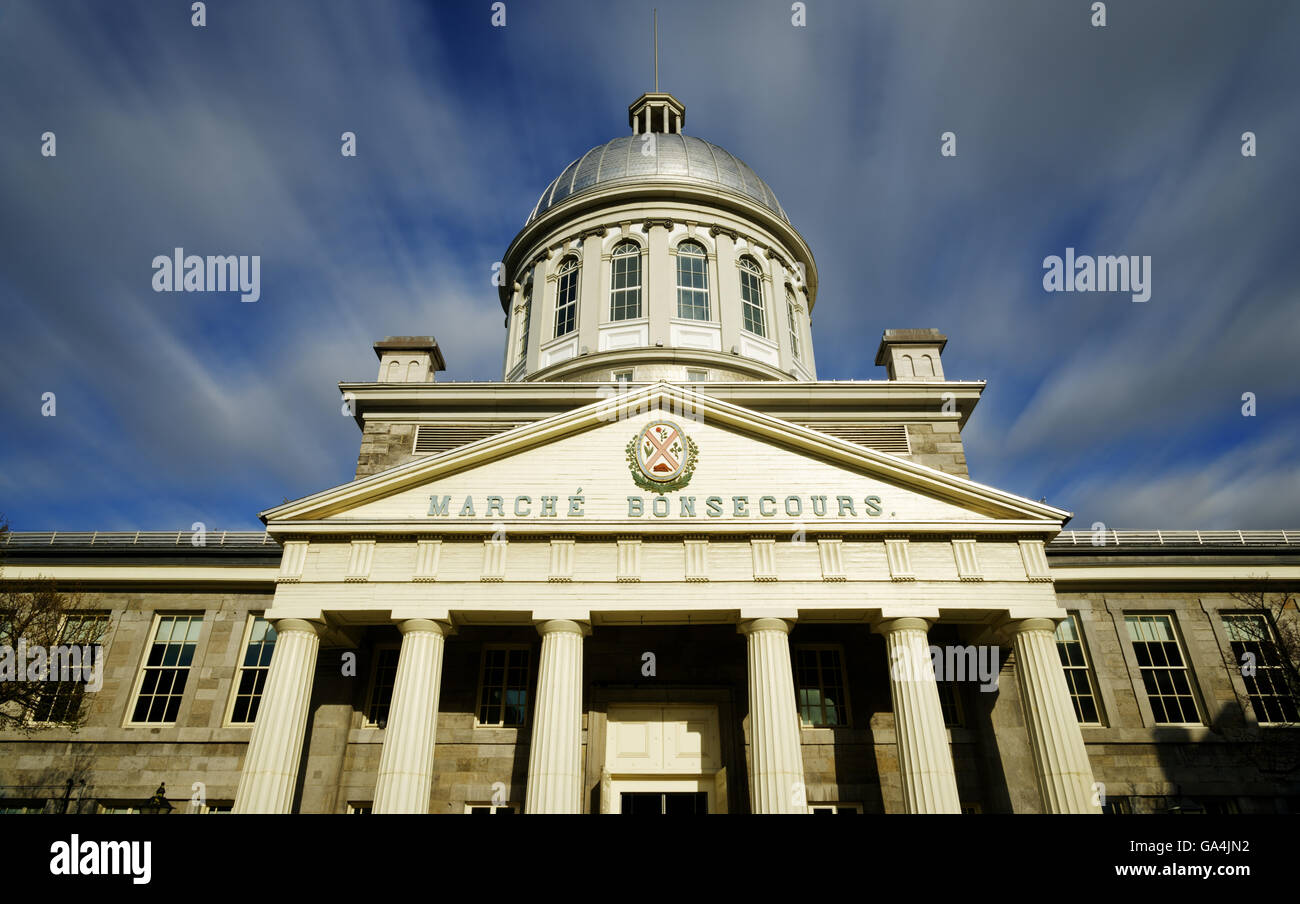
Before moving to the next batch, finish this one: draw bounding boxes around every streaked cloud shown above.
[0,0,1296,530]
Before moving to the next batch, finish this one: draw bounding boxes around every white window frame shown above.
[464,802,519,814]
[1055,613,1105,726]
[1124,613,1204,726]
[195,802,234,814]
[553,257,580,338]
[1221,612,1299,725]
[608,240,643,322]
[0,800,48,814]
[124,612,205,727]
[809,802,863,814]
[675,240,711,321]
[612,368,634,385]
[737,256,767,338]
[224,614,277,726]
[785,288,800,360]
[685,368,709,382]
[25,611,110,727]
[517,279,533,363]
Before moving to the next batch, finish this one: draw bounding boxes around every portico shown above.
[229,381,1101,814]
[233,607,1097,814]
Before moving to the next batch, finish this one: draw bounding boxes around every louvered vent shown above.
[797,423,911,454]
[413,423,522,454]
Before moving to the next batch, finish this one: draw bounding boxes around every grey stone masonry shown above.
[354,421,418,478]
[904,422,969,477]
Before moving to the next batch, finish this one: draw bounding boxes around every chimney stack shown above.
[374,336,446,383]
[875,329,948,381]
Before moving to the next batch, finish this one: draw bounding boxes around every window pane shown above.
[1126,614,1200,724]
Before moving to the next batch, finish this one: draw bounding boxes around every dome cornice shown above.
[499,181,818,314]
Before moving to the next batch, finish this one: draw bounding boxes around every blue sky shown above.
[1,0,1297,531]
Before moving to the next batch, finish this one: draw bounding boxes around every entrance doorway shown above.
[602,705,725,814]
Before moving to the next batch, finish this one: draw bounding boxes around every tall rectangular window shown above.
[675,241,710,320]
[229,616,277,724]
[131,614,203,724]
[795,645,849,727]
[517,281,532,362]
[476,646,530,727]
[609,241,642,321]
[1222,613,1299,724]
[30,612,109,724]
[738,257,766,337]
[364,646,400,727]
[553,258,579,337]
[1125,614,1201,724]
[936,681,963,727]
[786,289,800,360]
[1055,614,1103,724]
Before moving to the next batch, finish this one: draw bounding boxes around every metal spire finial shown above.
[653,8,659,92]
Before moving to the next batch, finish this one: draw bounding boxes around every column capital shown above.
[535,618,591,637]
[737,617,795,636]
[1008,617,1059,634]
[872,616,934,636]
[990,612,1066,645]
[271,617,322,636]
[396,618,453,637]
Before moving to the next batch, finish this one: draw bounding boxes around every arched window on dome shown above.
[785,287,800,360]
[517,277,533,362]
[609,241,642,321]
[676,240,710,321]
[554,256,580,338]
[738,256,766,338]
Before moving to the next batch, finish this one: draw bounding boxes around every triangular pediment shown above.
[262,383,1068,532]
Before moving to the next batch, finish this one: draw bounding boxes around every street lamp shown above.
[140,782,173,815]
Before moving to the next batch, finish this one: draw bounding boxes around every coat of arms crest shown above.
[626,420,699,493]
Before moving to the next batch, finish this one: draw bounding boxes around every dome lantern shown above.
[629,92,685,135]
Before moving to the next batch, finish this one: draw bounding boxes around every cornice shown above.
[500,183,819,314]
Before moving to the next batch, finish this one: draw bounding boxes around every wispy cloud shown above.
[0,0,1296,530]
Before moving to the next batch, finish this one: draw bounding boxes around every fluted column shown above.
[1010,618,1102,813]
[233,618,320,813]
[373,619,449,814]
[524,620,586,813]
[739,618,807,814]
[875,617,961,813]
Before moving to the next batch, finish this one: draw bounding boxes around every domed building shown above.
[499,93,817,385]
[2,93,1297,818]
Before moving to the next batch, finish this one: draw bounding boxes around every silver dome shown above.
[527,134,788,225]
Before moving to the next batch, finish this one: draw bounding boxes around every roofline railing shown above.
[2,531,273,549]
[1049,530,1298,548]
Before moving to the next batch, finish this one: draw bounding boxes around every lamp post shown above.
[140,782,173,815]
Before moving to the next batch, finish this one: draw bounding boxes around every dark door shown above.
[620,791,708,814]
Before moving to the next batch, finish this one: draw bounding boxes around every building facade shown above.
[2,93,1297,815]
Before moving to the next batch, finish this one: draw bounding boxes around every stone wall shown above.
[4,587,1296,814]
[1056,589,1300,813]
[354,421,417,478]
[0,590,272,813]
[904,422,969,477]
